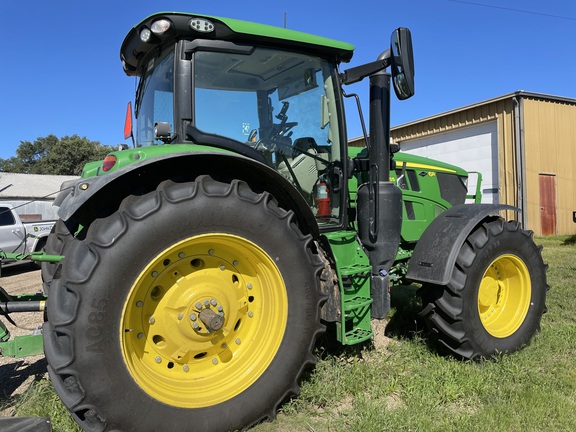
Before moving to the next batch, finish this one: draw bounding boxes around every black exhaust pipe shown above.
[357,57,402,319]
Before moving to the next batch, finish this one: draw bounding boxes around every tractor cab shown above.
[121,13,354,227]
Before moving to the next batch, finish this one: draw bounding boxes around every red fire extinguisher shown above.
[316,179,330,217]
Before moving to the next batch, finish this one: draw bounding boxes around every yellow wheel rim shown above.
[477,254,531,338]
[120,233,288,408]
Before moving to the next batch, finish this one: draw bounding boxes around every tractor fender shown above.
[406,204,520,285]
[54,151,319,238]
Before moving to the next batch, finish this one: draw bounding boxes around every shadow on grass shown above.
[314,283,434,361]
[385,284,425,340]
[562,235,576,246]
[0,357,47,407]
[314,324,368,361]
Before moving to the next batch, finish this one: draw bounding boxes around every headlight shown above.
[139,27,152,43]
[151,19,171,35]
[189,18,215,33]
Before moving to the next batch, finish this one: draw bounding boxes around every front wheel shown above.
[44,176,323,432]
[419,218,549,359]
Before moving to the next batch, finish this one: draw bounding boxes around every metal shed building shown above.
[0,173,78,221]
[351,91,576,236]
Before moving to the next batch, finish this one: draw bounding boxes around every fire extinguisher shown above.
[316,178,330,217]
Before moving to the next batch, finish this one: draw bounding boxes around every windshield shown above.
[135,48,175,147]
[134,45,344,227]
[194,48,343,225]
[194,49,338,148]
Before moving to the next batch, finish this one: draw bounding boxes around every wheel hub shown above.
[478,254,531,338]
[136,254,248,363]
[198,305,224,331]
[120,233,288,408]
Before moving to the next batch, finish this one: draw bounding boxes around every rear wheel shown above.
[44,176,323,432]
[418,218,548,359]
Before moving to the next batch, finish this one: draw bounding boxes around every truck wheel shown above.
[44,176,323,432]
[40,219,72,294]
[418,218,548,359]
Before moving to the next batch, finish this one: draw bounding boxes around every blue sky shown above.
[1,0,575,159]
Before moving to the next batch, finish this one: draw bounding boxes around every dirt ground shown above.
[0,263,46,414]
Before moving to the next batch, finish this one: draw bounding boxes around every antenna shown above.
[284,12,287,28]
[0,184,13,194]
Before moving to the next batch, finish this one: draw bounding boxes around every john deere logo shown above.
[34,227,39,232]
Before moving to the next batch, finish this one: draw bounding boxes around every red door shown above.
[539,174,557,236]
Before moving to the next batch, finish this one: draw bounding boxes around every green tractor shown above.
[35,12,547,432]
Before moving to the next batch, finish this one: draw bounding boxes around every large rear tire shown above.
[44,176,323,432]
[418,218,548,359]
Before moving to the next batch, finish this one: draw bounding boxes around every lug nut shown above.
[195,302,202,309]
[210,299,218,306]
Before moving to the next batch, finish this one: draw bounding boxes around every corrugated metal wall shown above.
[523,98,576,236]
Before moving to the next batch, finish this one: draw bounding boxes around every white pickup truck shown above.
[0,204,56,265]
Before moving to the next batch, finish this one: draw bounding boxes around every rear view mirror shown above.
[390,28,415,100]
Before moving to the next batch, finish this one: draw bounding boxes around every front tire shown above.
[44,176,323,432]
[419,218,548,359]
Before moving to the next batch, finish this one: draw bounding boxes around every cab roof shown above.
[121,11,355,76]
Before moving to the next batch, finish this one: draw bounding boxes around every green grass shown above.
[4,378,81,432]
[5,236,576,431]
[254,235,576,431]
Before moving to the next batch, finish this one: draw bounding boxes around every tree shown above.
[0,135,58,174]
[0,135,116,175]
